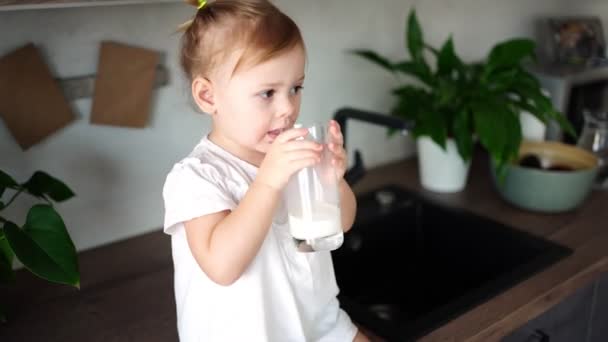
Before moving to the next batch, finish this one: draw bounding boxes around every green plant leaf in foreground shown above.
[4,205,79,287]
[22,171,75,202]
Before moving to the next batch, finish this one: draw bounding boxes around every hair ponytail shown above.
[178,0,304,82]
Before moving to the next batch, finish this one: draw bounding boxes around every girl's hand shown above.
[327,120,348,179]
[256,128,323,191]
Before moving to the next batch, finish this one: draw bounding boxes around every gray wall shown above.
[1,0,607,252]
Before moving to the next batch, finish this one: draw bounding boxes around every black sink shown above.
[331,184,572,341]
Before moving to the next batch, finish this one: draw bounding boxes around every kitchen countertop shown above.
[351,151,608,342]
[2,151,607,342]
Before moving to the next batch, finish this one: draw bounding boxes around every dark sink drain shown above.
[368,304,399,321]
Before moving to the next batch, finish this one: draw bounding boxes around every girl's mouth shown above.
[267,128,285,139]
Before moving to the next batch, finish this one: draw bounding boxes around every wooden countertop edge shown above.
[418,230,608,342]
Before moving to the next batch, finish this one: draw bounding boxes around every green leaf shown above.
[349,49,395,74]
[22,171,75,202]
[414,110,448,150]
[503,108,523,162]
[436,78,461,108]
[485,38,535,77]
[437,36,463,77]
[391,84,432,102]
[390,85,434,122]
[551,110,577,139]
[514,88,552,120]
[407,9,424,62]
[4,205,79,287]
[522,89,551,111]
[0,170,19,199]
[514,69,541,89]
[392,85,426,97]
[503,70,575,139]
[0,170,18,189]
[393,61,421,77]
[0,229,15,283]
[393,61,433,86]
[485,68,520,92]
[473,100,521,173]
[424,43,440,57]
[453,109,474,162]
[472,104,501,160]
[509,97,547,126]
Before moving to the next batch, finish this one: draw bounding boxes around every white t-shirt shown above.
[162,135,357,342]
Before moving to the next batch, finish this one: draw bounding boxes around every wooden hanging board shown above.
[0,43,76,150]
[90,41,159,128]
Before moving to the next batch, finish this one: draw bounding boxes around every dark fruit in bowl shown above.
[519,154,542,169]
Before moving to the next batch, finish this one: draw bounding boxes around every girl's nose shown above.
[276,96,296,118]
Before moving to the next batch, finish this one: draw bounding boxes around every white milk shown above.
[288,201,341,240]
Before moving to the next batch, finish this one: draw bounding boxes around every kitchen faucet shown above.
[332,107,415,186]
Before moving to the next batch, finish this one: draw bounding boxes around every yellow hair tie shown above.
[175,0,206,33]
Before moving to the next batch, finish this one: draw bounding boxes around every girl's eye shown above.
[291,85,304,95]
[260,89,275,99]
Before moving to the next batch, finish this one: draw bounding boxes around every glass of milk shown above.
[284,123,344,252]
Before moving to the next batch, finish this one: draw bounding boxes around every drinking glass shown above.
[284,123,344,252]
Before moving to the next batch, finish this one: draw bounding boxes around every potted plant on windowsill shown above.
[350,8,575,192]
[0,169,80,322]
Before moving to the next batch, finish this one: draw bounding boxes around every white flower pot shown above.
[519,110,546,142]
[416,136,471,193]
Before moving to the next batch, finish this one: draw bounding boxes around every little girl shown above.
[162,0,370,341]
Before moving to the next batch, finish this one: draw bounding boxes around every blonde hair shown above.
[179,0,305,81]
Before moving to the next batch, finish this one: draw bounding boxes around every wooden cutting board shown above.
[90,41,159,128]
[0,43,76,150]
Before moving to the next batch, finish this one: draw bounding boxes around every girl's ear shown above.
[192,76,216,115]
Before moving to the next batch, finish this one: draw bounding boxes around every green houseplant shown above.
[0,169,80,322]
[350,8,575,190]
